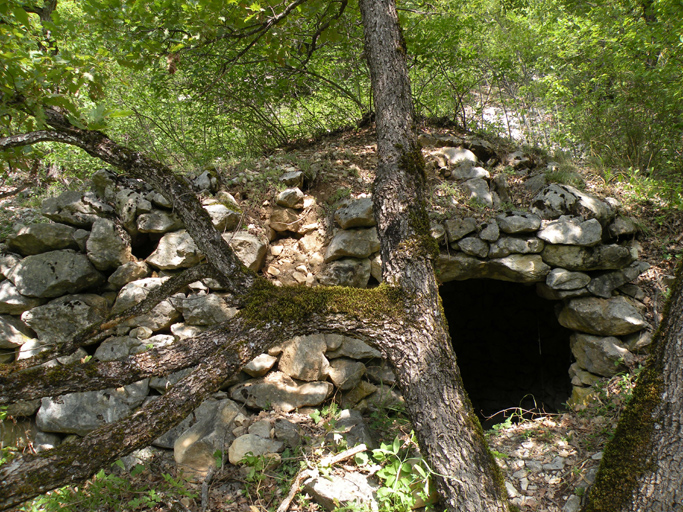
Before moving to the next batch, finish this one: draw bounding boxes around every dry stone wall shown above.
[0,140,653,477]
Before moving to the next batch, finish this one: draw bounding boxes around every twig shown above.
[320,443,367,467]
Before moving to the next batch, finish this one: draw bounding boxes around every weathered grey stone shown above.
[487,255,551,283]
[559,297,647,336]
[488,237,544,258]
[94,336,144,361]
[436,252,487,281]
[146,230,203,270]
[224,232,267,271]
[136,210,184,233]
[618,283,646,301]
[269,206,303,232]
[280,170,304,188]
[365,362,397,386]
[496,211,542,234]
[274,418,302,448]
[174,399,242,476]
[586,261,650,298]
[525,173,547,194]
[278,334,329,382]
[536,283,589,301]
[451,165,490,180]
[463,178,493,207]
[430,222,446,244]
[243,354,278,378]
[341,380,378,409]
[443,217,477,243]
[178,294,237,326]
[568,362,602,387]
[22,294,109,344]
[328,359,366,390]
[546,268,591,290]
[115,188,153,240]
[317,258,371,288]
[623,330,654,352]
[531,184,614,224]
[325,333,344,351]
[334,197,375,229]
[365,385,405,411]
[456,237,488,258]
[147,190,173,209]
[506,150,532,169]
[170,323,206,340]
[36,380,149,435]
[42,190,114,228]
[537,217,602,246]
[6,223,78,255]
[0,280,44,314]
[203,203,241,232]
[565,185,615,225]
[16,338,51,360]
[7,251,104,298]
[0,315,34,349]
[570,333,633,377]
[325,228,380,263]
[193,170,217,192]
[326,409,374,449]
[433,147,477,167]
[276,188,304,209]
[6,398,41,417]
[228,434,284,465]
[492,174,511,204]
[90,169,117,200]
[327,336,381,359]
[0,253,21,278]
[304,472,378,512]
[608,216,638,238]
[230,372,334,412]
[111,278,181,331]
[108,261,151,288]
[541,244,634,271]
[479,221,500,242]
[86,218,134,271]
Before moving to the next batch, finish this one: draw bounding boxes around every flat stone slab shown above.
[230,372,333,412]
[334,197,375,229]
[325,228,380,263]
[537,217,602,246]
[558,297,647,336]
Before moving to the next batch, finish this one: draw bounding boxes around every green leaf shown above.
[12,7,31,28]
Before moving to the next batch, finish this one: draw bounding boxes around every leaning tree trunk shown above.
[358,1,509,510]
[583,259,683,512]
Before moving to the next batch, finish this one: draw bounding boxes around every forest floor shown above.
[2,124,682,511]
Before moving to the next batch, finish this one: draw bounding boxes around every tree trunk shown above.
[583,260,683,512]
[358,1,509,510]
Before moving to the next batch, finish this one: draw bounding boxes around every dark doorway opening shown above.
[440,279,573,428]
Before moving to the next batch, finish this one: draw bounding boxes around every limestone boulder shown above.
[94,336,145,361]
[280,170,304,188]
[541,244,634,271]
[108,261,151,288]
[334,197,375,229]
[136,210,184,234]
[0,253,21,278]
[328,359,366,390]
[462,178,493,207]
[276,188,305,209]
[536,283,589,301]
[546,268,591,290]
[496,211,542,234]
[456,237,489,258]
[325,228,380,263]
[450,165,490,181]
[230,372,333,412]
[326,336,381,359]
[436,252,487,281]
[0,280,44,314]
[86,218,134,271]
[487,254,550,283]
[224,232,267,271]
[278,334,329,382]
[115,188,153,238]
[7,251,104,298]
[179,294,237,326]
[570,333,633,377]
[146,230,203,270]
[36,380,149,436]
[558,297,647,336]
[537,217,602,246]
[5,223,79,255]
[174,398,242,477]
[488,237,544,258]
[304,472,378,512]
[432,147,477,167]
[243,354,278,378]
[228,434,284,465]
[111,278,182,331]
[443,217,477,243]
[42,190,114,228]
[203,202,241,232]
[274,418,302,448]
[586,261,650,298]
[341,380,378,409]
[317,258,371,288]
[532,184,614,224]
[326,409,375,449]
[22,294,110,344]
[269,206,303,233]
[479,221,500,242]
[608,216,638,238]
[0,315,34,349]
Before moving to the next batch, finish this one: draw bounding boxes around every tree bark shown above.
[358,1,509,510]
[583,260,683,512]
